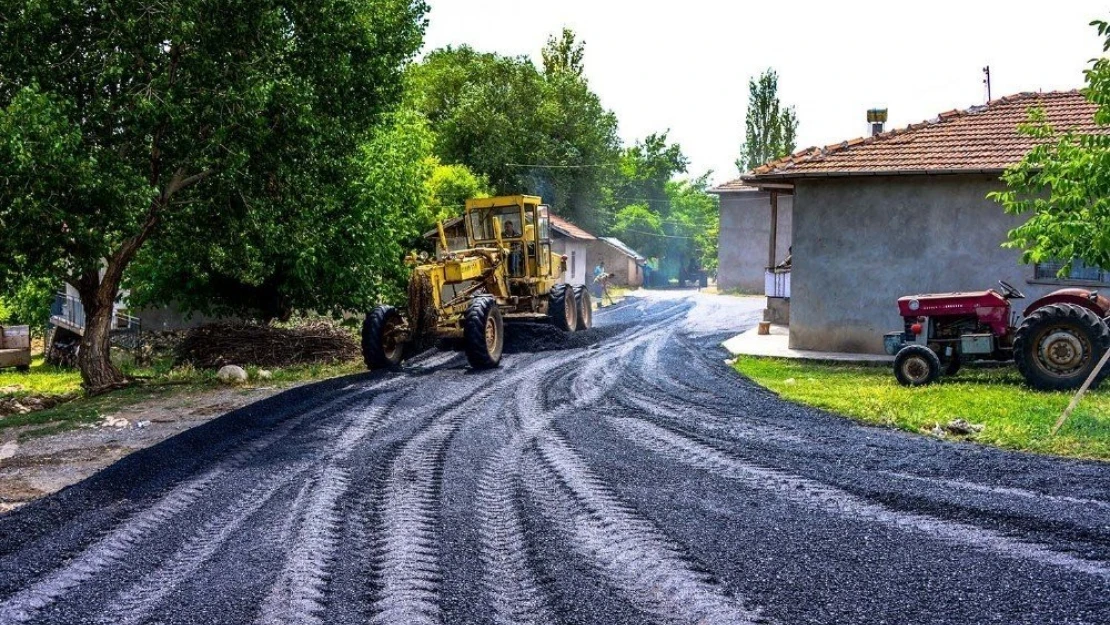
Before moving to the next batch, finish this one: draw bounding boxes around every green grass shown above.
[733,357,1110,461]
[0,357,82,396]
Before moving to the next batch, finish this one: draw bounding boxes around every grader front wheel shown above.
[464,297,504,369]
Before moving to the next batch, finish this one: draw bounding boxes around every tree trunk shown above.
[76,280,126,393]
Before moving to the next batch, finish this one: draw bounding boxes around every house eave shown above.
[742,167,1007,183]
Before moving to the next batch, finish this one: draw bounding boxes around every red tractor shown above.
[884,280,1110,390]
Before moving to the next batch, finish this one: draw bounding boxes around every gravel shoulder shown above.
[0,383,310,513]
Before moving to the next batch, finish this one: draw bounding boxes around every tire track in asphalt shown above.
[0,381,393,625]
[368,360,557,625]
[527,432,762,625]
[93,466,310,625]
[256,392,402,625]
[474,376,562,625]
[608,414,1110,580]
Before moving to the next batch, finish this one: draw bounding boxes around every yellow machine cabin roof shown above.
[464,195,542,211]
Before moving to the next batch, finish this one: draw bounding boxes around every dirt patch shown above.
[0,384,302,512]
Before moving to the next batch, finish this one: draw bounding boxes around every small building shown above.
[738,90,1107,354]
[549,214,597,286]
[597,237,646,287]
[709,181,793,294]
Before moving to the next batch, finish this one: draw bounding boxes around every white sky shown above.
[422,0,1107,186]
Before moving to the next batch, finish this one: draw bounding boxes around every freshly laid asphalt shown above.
[0,291,1107,625]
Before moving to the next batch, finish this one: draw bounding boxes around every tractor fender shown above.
[1023,288,1110,319]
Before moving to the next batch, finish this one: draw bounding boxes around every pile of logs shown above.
[176,321,359,369]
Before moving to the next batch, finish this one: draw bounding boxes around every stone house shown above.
[735,90,1107,354]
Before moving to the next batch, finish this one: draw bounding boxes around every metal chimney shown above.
[867,108,888,136]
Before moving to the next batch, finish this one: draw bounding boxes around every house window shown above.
[1034,259,1110,284]
[570,250,576,278]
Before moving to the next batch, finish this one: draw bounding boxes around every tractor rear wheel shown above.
[1014,303,1110,391]
[573,285,592,331]
[362,305,405,369]
[894,345,941,386]
[464,297,504,369]
[548,284,578,332]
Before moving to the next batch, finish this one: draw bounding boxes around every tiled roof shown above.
[709,179,760,194]
[550,214,596,240]
[741,90,1102,181]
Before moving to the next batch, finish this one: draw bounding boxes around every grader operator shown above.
[362,195,593,369]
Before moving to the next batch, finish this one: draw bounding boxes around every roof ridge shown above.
[746,89,1088,178]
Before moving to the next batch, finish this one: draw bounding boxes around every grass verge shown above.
[733,356,1110,461]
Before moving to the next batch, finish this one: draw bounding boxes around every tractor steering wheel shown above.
[998,279,1025,300]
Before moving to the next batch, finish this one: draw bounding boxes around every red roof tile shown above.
[550,214,596,240]
[709,179,760,194]
[740,90,1103,181]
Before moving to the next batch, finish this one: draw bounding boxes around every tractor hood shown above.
[897,290,1008,317]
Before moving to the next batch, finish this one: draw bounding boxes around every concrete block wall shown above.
[788,175,1060,354]
[717,190,792,293]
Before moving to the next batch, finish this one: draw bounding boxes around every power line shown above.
[504,162,618,169]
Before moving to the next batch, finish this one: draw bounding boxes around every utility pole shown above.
[983,65,992,102]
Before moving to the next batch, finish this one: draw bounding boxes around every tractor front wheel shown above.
[1014,303,1110,391]
[548,284,578,332]
[363,305,406,369]
[573,285,592,331]
[464,297,504,369]
[894,345,941,387]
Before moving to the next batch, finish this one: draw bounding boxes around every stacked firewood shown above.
[175,321,359,368]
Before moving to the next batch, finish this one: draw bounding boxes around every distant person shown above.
[593,261,606,301]
[503,220,518,238]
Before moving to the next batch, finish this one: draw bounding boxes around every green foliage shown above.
[612,204,665,258]
[425,161,491,222]
[0,278,55,337]
[608,132,717,275]
[736,69,798,173]
[989,21,1110,274]
[734,356,1110,460]
[0,0,428,331]
[129,111,436,320]
[542,27,585,77]
[406,38,620,232]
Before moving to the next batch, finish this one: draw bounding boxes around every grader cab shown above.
[362,195,593,369]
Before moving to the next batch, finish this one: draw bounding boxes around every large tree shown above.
[0,0,427,391]
[991,19,1110,275]
[406,36,620,232]
[127,111,435,322]
[736,69,798,173]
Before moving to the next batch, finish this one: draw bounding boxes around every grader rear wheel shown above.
[362,305,405,369]
[573,285,592,331]
[549,284,577,332]
[464,297,503,369]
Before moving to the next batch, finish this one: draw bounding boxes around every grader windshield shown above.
[464,196,551,278]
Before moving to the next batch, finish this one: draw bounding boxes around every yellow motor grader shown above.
[362,195,593,369]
